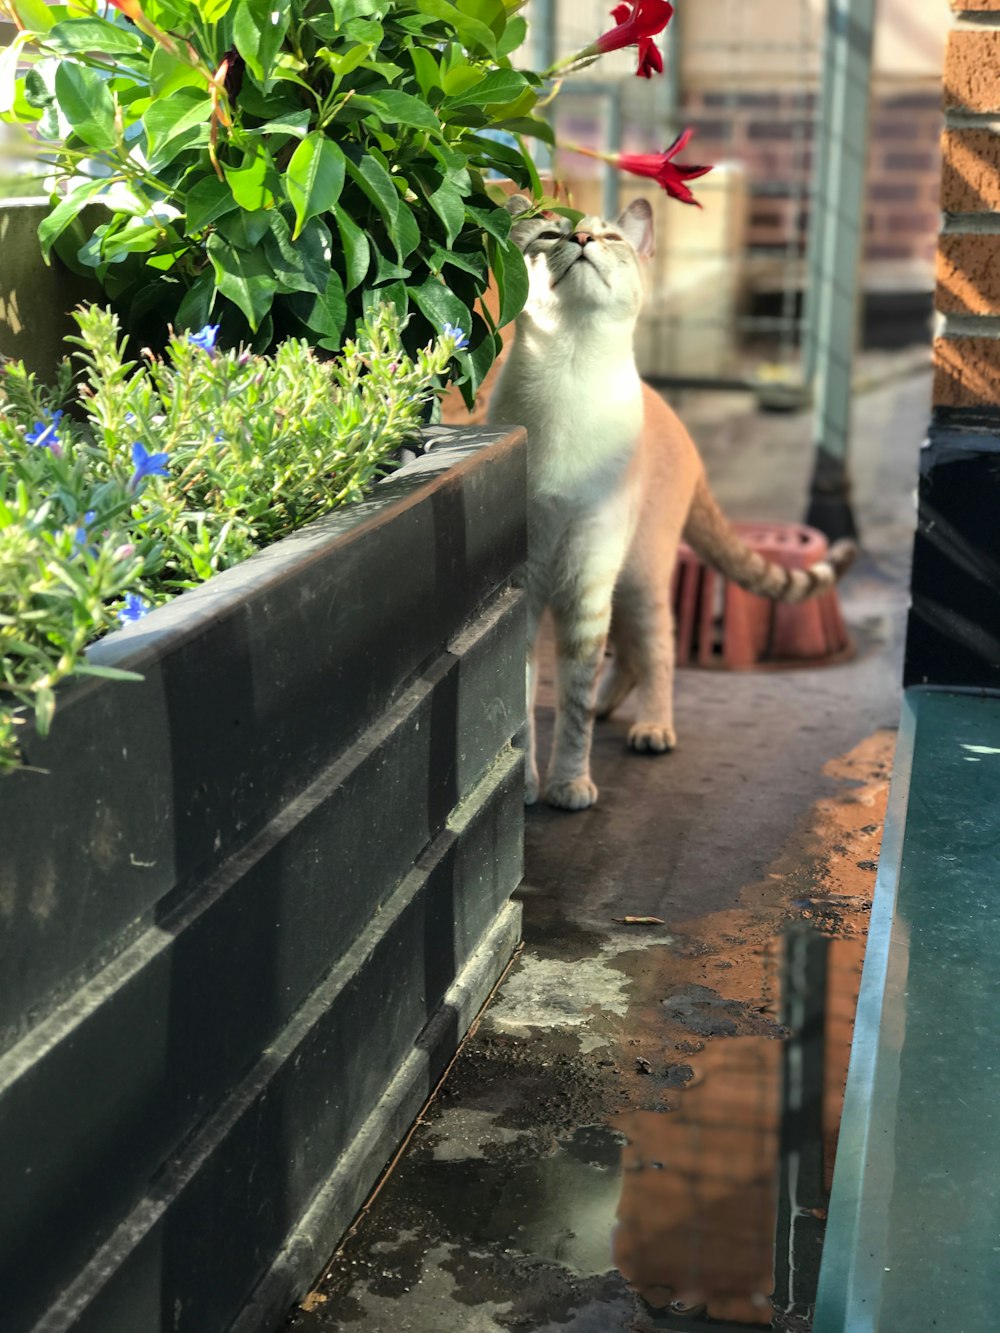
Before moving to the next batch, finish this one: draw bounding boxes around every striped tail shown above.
[683,476,857,604]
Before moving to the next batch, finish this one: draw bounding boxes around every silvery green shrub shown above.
[0,301,458,772]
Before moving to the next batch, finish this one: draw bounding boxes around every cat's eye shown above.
[533,228,566,242]
[603,232,624,242]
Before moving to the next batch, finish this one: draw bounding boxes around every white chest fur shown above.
[491,314,644,506]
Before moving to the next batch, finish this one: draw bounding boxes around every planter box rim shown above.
[83,424,523,682]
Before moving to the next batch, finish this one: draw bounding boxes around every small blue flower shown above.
[118,593,150,625]
[129,440,170,491]
[188,324,220,353]
[441,323,469,350]
[25,408,64,450]
[72,510,98,555]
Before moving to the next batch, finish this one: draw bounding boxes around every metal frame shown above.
[804,0,877,539]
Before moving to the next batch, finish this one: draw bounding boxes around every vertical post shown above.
[603,88,622,220]
[663,0,682,131]
[532,0,558,173]
[803,0,876,542]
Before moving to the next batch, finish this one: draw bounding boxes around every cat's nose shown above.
[571,229,595,247]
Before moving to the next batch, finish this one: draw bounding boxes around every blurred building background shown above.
[522,0,946,384]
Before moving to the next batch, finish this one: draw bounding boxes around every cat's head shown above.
[506,195,654,326]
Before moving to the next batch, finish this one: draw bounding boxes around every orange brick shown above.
[934,335,1000,407]
[936,234,1000,315]
[941,129,1000,212]
[945,31,1000,114]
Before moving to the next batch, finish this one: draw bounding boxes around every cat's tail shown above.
[683,475,857,603]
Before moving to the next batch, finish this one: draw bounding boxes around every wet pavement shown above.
[286,359,929,1331]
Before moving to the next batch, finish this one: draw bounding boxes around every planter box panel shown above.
[0,592,524,1331]
[33,751,523,1333]
[0,428,526,1055]
[905,424,1000,689]
[450,584,526,799]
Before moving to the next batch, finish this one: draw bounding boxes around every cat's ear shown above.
[506,194,541,251]
[617,198,654,260]
[506,194,534,218]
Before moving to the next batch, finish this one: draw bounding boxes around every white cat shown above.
[488,196,854,811]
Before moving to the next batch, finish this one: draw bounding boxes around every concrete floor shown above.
[287,358,931,1332]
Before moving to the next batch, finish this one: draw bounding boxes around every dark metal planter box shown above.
[0,427,527,1333]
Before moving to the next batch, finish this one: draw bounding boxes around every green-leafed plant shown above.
[0,301,459,772]
[0,0,556,403]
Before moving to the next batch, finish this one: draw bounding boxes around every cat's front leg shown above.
[524,644,540,804]
[546,605,612,810]
[522,594,543,805]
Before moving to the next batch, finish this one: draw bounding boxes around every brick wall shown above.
[680,84,941,273]
[934,0,1000,410]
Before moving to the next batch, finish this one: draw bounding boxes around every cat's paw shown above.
[546,776,599,811]
[628,722,676,754]
[525,771,541,806]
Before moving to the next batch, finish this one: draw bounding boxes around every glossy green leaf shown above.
[46,18,144,55]
[442,69,526,109]
[352,90,441,133]
[408,274,470,339]
[263,213,330,294]
[54,63,117,151]
[224,144,276,212]
[414,0,496,54]
[286,133,346,239]
[290,269,347,344]
[144,88,213,167]
[7,0,54,34]
[441,66,482,98]
[465,202,512,242]
[425,243,488,282]
[216,209,272,251]
[315,41,372,81]
[37,179,109,259]
[408,46,441,98]
[174,270,217,331]
[207,232,278,330]
[149,46,211,98]
[516,132,544,198]
[332,204,371,294]
[457,313,499,404]
[497,14,528,57]
[394,198,421,260]
[493,115,554,147]
[233,0,292,88]
[193,0,234,21]
[253,109,312,139]
[427,181,465,246]
[489,234,528,328]
[185,177,238,233]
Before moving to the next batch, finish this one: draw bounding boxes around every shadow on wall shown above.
[0,200,103,376]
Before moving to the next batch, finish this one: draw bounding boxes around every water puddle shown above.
[615,926,864,1326]
[293,726,890,1332]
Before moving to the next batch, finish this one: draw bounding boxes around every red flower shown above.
[635,37,664,79]
[615,130,713,207]
[595,1,674,57]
